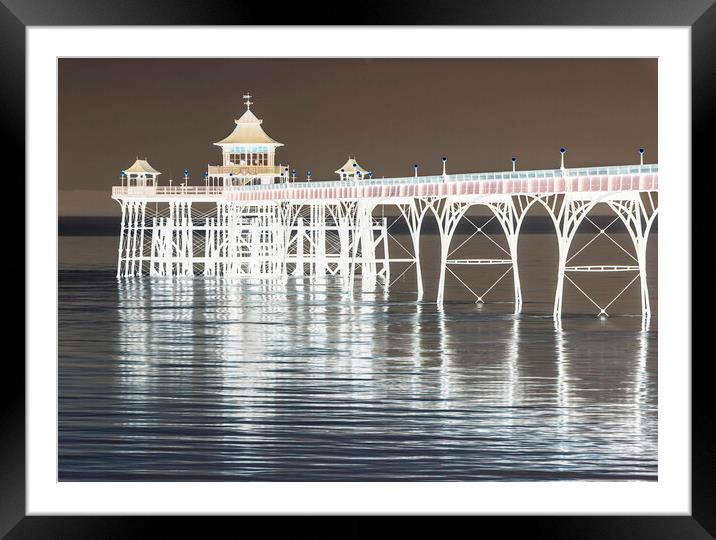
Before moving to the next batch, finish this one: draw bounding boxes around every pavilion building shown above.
[335,156,371,181]
[121,158,161,187]
[207,94,286,186]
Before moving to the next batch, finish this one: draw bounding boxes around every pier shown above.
[112,96,658,324]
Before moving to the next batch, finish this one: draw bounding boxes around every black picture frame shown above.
[8,0,707,535]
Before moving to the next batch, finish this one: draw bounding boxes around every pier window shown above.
[228,153,247,165]
[252,153,267,166]
[228,152,268,166]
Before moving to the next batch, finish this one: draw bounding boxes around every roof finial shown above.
[243,92,253,110]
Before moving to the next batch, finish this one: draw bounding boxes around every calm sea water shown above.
[59,233,657,481]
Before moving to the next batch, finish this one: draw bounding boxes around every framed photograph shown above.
[11,0,709,535]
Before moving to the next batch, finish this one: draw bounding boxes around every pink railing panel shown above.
[113,171,658,202]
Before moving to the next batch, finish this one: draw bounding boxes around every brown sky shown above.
[58,58,657,216]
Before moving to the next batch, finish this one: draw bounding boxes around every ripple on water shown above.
[58,269,657,481]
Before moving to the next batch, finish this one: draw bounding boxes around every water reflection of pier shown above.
[113,277,656,479]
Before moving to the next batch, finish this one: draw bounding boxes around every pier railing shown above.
[112,186,225,197]
[112,163,658,200]
[207,164,283,176]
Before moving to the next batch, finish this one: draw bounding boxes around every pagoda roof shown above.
[124,158,161,175]
[335,156,369,176]
[214,107,283,147]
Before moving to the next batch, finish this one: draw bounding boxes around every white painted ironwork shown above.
[111,105,658,323]
[448,259,513,265]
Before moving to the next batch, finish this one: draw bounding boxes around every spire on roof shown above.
[214,95,283,147]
